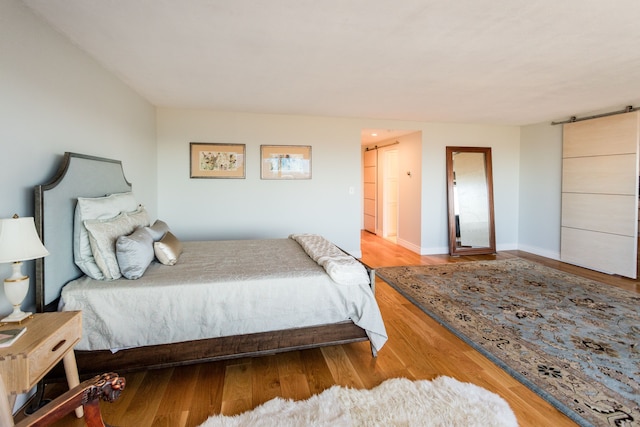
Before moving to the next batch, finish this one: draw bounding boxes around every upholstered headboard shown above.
[34,152,132,312]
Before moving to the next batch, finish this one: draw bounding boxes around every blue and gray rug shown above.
[376,258,639,427]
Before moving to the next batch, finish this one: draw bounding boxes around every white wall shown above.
[0,1,157,319]
[396,132,423,251]
[157,111,522,256]
[420,123,521,253]
[156,108,365,255]
[518,122,564,259]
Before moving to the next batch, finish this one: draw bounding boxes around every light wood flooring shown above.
[32,232,639,426]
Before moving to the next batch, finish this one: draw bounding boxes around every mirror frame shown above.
[446,146,496,256]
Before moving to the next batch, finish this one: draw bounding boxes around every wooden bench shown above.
[2,372,125,427]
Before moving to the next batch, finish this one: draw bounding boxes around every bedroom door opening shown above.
[362,129,421,250]
[362,142,398,241]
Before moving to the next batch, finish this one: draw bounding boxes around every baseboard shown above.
[395,238,423,254]
[385,239,562,261]
[516,244,560,261]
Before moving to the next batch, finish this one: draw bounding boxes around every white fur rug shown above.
[197,376,518,427]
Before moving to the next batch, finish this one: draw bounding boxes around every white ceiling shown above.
[22,0,640,126]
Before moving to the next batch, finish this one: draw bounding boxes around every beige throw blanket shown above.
[289,234,370,286]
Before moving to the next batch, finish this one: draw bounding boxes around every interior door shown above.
[363,149,377,233]
[561,111,639,278]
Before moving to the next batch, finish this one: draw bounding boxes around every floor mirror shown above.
[446,146,496,255]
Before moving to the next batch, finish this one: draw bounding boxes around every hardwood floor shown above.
[34,232,639,427]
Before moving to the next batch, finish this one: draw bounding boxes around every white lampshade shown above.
[0,216,49,263]
[0,216,49,323]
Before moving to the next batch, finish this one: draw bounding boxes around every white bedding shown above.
[60,238,387,352]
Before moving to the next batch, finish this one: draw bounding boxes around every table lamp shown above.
[0,215,49,323]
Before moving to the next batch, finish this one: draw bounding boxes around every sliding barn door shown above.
[561,111,640,278]
[363,149,377,233]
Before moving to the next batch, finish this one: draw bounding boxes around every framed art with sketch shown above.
[190,142,246,179]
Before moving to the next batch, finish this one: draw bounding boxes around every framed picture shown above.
[260,145,312,180]
[190,142,246,179]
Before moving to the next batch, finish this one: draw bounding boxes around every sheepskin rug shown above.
[197,376,518,427]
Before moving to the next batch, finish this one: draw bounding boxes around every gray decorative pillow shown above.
[154,231,183,266]
[145,219,170,241]
[116,227,154,280]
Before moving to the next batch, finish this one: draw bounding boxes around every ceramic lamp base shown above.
[3,271,31,323]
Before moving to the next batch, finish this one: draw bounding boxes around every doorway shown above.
[361,139,399,241]
[361,129,422,252]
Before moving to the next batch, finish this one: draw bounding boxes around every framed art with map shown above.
[260,145,311,180]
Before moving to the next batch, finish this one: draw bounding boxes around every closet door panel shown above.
[364,183,376,199]
[561,227,636,278]
[562,154,636,194]
[561,193,636,236]
[560,111,639,278]
[364,166,376,182]
[563,113,639,158]
[363,214,375,233]
[364,198,376,216]
[363,149,377,233]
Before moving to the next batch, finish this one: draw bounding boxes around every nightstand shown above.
[0,311,83,420]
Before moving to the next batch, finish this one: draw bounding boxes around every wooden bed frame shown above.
[35,152,375,379]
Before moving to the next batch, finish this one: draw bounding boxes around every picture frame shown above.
[260,145,312,180]
[190,142,246,179]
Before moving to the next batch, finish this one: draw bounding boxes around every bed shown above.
[34,152,387,378]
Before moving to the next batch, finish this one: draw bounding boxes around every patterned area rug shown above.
[376,259,640,427]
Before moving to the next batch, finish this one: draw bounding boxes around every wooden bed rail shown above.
[46,322,370,381]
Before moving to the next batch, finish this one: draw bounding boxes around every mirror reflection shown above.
[446,146,496,255]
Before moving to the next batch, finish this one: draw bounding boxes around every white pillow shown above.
[74,192,138,279]
[154,231,183,266]
[116,227,154,280]
[84,207,150,280]
[84,213,134,280]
